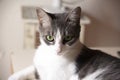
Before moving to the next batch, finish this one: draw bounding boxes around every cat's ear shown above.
[36,8,52,28]
[66,7,81,24]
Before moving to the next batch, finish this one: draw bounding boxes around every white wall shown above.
[0,52,11,80]
[80,0,120,47]
[1,0,54,51]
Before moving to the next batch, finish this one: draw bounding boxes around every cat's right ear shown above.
[36,8,52,29]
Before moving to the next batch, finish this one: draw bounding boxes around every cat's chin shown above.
[57,52,63,56]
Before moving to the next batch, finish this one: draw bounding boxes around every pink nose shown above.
[57,48,61,53]
[56,48,63,55]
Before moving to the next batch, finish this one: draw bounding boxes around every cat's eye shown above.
[46,35,54,42]
[64,36,73,41]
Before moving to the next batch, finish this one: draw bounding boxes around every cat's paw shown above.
[8,76,19,80]
[8,76,18,80]
[8,75,24,80]
[8,74,36,80]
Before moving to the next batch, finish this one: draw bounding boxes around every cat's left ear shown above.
[36,8,52,29]
[66,7,81,24]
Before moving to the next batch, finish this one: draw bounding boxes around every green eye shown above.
[46,35,54,42]
[64,36,73,41]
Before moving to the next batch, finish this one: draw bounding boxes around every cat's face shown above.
[36,7,81,56]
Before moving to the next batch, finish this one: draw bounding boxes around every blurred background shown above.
[0,0,120,80]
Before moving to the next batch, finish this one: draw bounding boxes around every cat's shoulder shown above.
[80,46,120,61]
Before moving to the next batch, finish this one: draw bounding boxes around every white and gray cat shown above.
[8,7,120,80]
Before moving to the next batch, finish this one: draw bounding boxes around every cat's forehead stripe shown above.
[56,29,62,41]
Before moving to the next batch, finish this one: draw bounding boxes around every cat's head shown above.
[36,7,82,56]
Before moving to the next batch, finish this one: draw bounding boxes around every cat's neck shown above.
[63,40,83,61]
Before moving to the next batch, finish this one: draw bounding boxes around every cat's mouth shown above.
[56,49,69,56]
[57,52,63,56]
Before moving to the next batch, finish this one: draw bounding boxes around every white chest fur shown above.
[33,41,105,80]
[33,45,79,80]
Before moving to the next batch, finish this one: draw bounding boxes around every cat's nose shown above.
[56,47,63,55]
[57,48,62,54]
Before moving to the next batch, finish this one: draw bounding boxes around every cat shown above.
[8,7,120,80]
